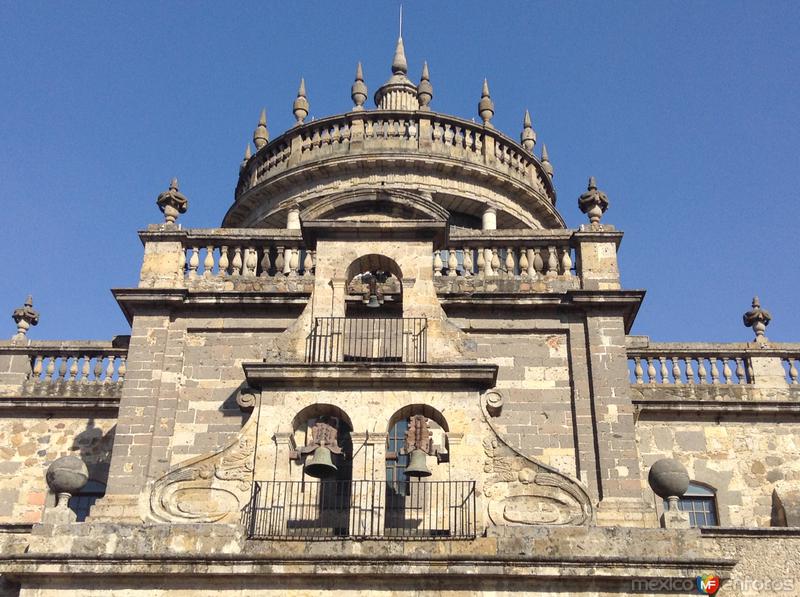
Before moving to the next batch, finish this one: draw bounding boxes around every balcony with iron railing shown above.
[242,480,476,540]
[306,317,427,364]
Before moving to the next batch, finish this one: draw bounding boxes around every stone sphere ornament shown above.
[648,458,690,499]
[46,455,89,496]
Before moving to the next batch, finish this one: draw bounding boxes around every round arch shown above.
[386,404,449,433]
[291,403,353,432]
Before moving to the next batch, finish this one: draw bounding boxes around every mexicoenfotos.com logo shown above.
[696,574,720,595]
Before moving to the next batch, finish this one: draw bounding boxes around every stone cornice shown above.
[0,395,120,413]
[633,398,800,418]
[242,362,498,389]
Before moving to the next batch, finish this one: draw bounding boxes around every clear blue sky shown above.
[1,1,798,343]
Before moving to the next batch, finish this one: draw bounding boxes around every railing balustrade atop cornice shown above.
[626,340,800,386]
[0,340,128,400]
[236,111,553,200]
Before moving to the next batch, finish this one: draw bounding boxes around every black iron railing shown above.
[306,317,427,363]
[242,480,476,540]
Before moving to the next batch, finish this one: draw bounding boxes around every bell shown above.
[366,293,380,308]
[304,446,338,478]
[404,449,432,478]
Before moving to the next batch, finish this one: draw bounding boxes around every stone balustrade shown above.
[627,343,800,387]
[0,341,128,398]
[434,229,575,278]
[237,111,552,204]
[182,234,314,279]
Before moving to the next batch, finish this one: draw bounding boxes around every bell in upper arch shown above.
[404,449,432,478]
[304,445,338,478]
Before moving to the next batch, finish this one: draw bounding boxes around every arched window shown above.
[68,480,106,522]
[664,482,718,527]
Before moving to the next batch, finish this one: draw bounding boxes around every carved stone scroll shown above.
[150,406,258,523]
[480,391,593,526]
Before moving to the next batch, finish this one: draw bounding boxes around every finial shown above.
[351,62,367,110]
[293,78,309,125]
[478,79,494,126]
[520,109,537,152]
[578,176,609,227]
[240,143,252,171]
[156,177,189,225]
[540,143,554,178]
[743,296,772,344]
[392,36,408,75]
[12,295,39,340]
[417,61,433,110]
[253,109,269,150]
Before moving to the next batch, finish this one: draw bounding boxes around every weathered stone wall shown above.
[0,414,115,524]
[636,417,800,526]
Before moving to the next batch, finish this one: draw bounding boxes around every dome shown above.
[224,39,562,231]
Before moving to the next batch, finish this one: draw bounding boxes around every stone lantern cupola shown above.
[374,37,420,110]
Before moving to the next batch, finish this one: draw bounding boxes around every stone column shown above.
[350,431,387,536]
[286,205,301,230]
[482,206,497,231]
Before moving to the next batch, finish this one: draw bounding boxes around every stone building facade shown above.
[1,38,799,597]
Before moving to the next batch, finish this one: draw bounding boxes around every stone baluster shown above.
[188,247,200,278]
[476,248,485,276]
[283,246,293,276]
[30,356,42,382]
[746,358,755,382]
[787,359,798,384]
[672,357,681,385]
[93,356,103,382]
[462,247,473,276]
[546,246,558,278]
[505,247,515,277]
[433,250,443,277]
[484,248,494,276]
[118,357,126,382]
[659,357,669,384]
[647,358,657,385]
[722,357,732,384]
[231,247,243,276]
[518,249,529,276]
[260,246,271,277]
[533,248,544,277]
[203,245,214,277]
[697,358,708,383]
[105,357,115,383]
[303,250,313,276]
[274,246,285,275]
[67,356,78,382]
[684,357,695,385]
[45,356,55,382]
[245,247,258,276]
[57,357,67,384]
[447,248,458,276]
[490,248,500,276]
[710,359,720,384]
[735,358,746,384]
[218,246,229,276]
[81,355,90,383]
[634,357,643,384]
[561,248,573,277]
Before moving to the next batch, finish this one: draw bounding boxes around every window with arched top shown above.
[664,482,719,527]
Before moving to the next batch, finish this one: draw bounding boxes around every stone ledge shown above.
[0,395,120,413]
[633,399,800,418]
[700,527,800,538]
[243,362,498,389]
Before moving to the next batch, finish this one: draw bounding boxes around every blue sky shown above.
[1,1,798,342]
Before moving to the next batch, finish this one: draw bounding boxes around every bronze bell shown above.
[404,449,432,477]
[304,445,338,478]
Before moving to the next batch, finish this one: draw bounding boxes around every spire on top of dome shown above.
[352,62,367,110]
[417,61,432,110]
[241,143,252,171]
[541,143,554,178]
[520,109,536,152]
[253,109,269,150]
[478,79,494,126]
[293,78,309,125]
[392,37,408,75]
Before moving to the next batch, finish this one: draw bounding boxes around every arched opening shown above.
[663,481,719,527]
[384,405,450,536]
[290,404,354,537]
[344,254,403,317]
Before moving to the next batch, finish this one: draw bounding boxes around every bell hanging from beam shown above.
[404,449,432,477]
[366,292,381,308]
[304,444,338,478]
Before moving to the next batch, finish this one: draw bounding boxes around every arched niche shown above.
[291,403,353,481]
[385,404,450,483]
[344,254,403,317]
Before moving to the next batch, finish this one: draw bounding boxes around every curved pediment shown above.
[299,189,451,224]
